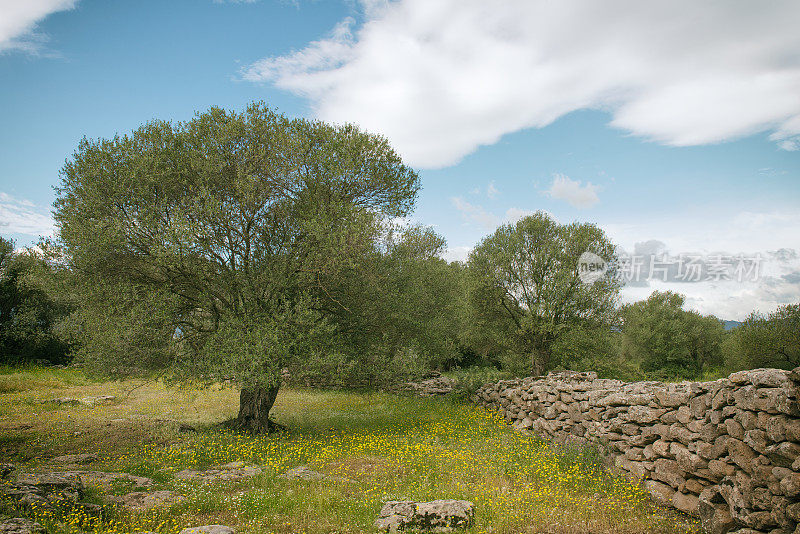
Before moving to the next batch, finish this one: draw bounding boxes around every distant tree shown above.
[0,237,71,365]
[619,291,725,379]
[723,304,800,371]
[54,103,419,432]
[466,212,620,375]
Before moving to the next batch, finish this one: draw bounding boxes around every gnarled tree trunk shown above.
[237,385,279,433]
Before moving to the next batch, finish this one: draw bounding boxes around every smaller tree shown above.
[0,238,72,365]
[619,291,725,379]
[466,212,620,375]
[723,304,800,371]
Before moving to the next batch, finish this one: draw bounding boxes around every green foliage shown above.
[465,211,620,375]
[445,365,514,401]
[54,102,420,394]
[619,291,725,379]
[0,237,72,365]
[723,304,800,371]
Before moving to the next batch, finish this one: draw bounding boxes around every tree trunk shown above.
[236,385,279,433]
[531,343,551,377]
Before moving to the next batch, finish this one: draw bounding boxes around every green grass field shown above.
[0,366,700,533]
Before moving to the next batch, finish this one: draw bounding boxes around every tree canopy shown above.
[54,102,420,431]
[619,291,725,379]
[465,211,620,375]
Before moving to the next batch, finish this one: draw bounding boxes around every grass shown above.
[0,366,701,534]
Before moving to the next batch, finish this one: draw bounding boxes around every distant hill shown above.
[723,320,742,331]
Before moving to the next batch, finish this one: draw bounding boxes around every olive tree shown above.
[466,211,620,375]
[54,102,419,432]
[619,291,725,379]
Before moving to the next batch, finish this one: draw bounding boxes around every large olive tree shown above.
[466,211,620,375]
[54,102,419,432]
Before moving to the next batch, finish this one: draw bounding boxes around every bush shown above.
[445,365,514,401]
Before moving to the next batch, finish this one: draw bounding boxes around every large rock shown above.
[375,500,474,532]
[0,519,44,534]
[672,492,700,516]
[3,472,83,509]
[698,488,736,534]
[112,490,185,510]
[279,466,325,481]
[52,453,98,465]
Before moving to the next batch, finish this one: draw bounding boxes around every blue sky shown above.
[1,0,799,319]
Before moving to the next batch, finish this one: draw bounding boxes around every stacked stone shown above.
[473,368,800,534]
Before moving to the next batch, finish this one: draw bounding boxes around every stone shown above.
[644,479,675,505]
[765,442,800,467]
[0,519,45,534]
[672,491,700,516]
[653,459,686,489]
[113,490,185,510]
[779,473,800,497]
[786,501,800,522]
[79,395,117,406]
[401,376,456,396]
[375,500,475,533]
[279,466,325,481]
[25,471,153,491]
[656,390,691,408]
[725,419,746,440]
[727,439,758,473]
[2,472,84,509]
[178,526,234,534]
[474,368,800,531]
[698,488,737,534]
[52,453,98,464]
[708,459,736,479]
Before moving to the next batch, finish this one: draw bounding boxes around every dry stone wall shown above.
[473,368,800,534]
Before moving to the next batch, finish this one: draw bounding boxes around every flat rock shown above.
[52,453,98,464]
[175,461,262,483]
[375,500,474,532]
[178,526,234,534]
[19,471,152,491]
[279,466,325,481]
[80,395,116,406]
[112,490,185,510]
[0,519,44,534]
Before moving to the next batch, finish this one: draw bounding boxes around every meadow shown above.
[0,366,700,534]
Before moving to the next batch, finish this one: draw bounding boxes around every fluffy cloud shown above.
[545,174,600,208]
[451,197,537,231]
[0,193,55,238]
[0,0,77,53]
[243,0,800,168]
[451,197,498,230]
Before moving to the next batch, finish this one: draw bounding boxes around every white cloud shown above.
[545,173,600,208]
[452,196,540,231]
[440,245,472,263]
[243,0,800,168]
[0,0,77,54]
[503,207,535,223]
[0,192,55,238]
[618,251,800,321]
[487,180,499,199]
[606,209,800,319]
[451,197,499,230]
